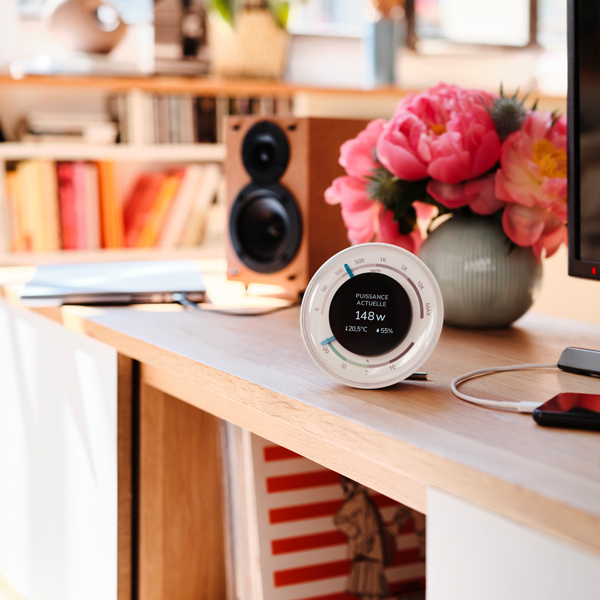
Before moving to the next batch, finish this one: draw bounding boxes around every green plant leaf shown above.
[267,0,290,28]
[208,0,289,29]
[207,0,236,26]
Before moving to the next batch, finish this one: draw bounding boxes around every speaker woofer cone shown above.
[242,121,290,183]
[230,183,302,274]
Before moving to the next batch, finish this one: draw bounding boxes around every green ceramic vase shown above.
[419,216,543,328]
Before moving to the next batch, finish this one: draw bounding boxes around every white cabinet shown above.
[0,299,119,600]
[427,488,600,599]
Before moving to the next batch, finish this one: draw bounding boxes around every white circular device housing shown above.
[300,243,444,389]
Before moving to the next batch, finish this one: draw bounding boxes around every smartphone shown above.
[532,393,600,431]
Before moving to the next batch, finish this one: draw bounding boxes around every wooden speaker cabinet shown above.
[224,115,368,299]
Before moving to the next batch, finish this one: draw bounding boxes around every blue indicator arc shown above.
[320,335,336,346]
[344,264,354,277]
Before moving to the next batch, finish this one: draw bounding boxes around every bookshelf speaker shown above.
[225,115,368,298]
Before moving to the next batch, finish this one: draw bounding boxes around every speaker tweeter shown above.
[241,121,290,183]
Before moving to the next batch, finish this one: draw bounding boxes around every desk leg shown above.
[138,383,227,600]
[117,355,134,600]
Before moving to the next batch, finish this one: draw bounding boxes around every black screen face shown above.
[328,272,412,356]
[576,0,600,264]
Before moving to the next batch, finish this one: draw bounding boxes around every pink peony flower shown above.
[377,206,424,254]
[502,203,566,259]
[325,83,567,262]
[413,200,438,222]
[376,83,501,184]
[325,175,376,245]
[339,119,387,178]
[427,173,506,215]
[495,111,568,257]
[324,175,424,253]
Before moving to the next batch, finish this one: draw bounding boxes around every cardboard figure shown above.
[392,505,426,561]
[334,476,389,600]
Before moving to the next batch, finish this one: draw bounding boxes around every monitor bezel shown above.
[568,0,600,280]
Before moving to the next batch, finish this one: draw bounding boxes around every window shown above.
[409,0,566,49]
[288,0,566,51]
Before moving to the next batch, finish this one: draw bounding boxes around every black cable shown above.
[172,292,202,311]
[172,292,301,316]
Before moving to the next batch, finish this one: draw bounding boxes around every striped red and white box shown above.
[224,426,426,600]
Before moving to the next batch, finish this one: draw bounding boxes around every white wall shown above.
[533,246,600,325]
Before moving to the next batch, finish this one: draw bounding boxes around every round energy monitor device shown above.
[300,243,444,389]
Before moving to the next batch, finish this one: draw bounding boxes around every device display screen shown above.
[533,393,600,431]
[328,272,412,356]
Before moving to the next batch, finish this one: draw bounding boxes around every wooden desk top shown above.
[3,270,600,556]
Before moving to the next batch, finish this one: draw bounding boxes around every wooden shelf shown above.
[0,72,568,106]
[0,73,412,98]
[0,243,224,266]
[0,142,226,162]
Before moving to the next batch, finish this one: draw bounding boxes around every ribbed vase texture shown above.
[419,216,543,328]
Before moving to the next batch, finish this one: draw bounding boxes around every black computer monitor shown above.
[568,0,600,280]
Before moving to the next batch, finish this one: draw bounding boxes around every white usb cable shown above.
[451,363,557,413]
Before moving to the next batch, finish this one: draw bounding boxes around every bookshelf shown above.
[0,75,301,264]
[0,74,414,265]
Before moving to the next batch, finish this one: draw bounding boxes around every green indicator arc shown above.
[328,343,368,368]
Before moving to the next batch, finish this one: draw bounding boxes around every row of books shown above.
[110,93,295,146]
[223,424,427,600]
[4,160,221,253]
[16,111,119,145]
[12,93,295,147]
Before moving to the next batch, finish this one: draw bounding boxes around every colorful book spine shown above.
[15,160,38,251]
[123,172,166,248]
[55,161,101,251]
[5,170,27,252]
[158,164,205,248]
[15,159,59,252]
[178,163,221,247]
[97,161,123,249]
[72,161,91,249]
[57,162,78,250]
[136,172,183,248]
[84,162,101,250]
[36,160,61,251]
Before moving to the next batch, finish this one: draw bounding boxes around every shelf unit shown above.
[0,142,226,162]
[0,75,300,263]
